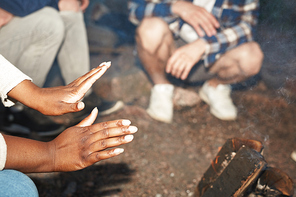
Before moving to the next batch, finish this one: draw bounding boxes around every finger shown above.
[191,14,213,37]
[90,119,132,132]
[197,9,218,33]
[200,13,219,35]
[73,62,111,85]
[88,134,134,153]
[77,107,98,127]
[171,57,184,78]
[181,63,193,80]
[58,101,85,115]
[76,102,85,111]
[75,62,110,94]
[69,67,102,86]
[198,19,214,37]
[209,14,220,28]
[166,51,180,74]
[87,126,138,145]
[87,148,124,164]
[192,23,205,37]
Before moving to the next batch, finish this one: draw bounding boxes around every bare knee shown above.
[136,17,172,53]
[238,42,264,77]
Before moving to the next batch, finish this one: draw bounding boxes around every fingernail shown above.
[98,61,110,67]
[105,61,111,68]
[124,135,134,142]
[114,148,124,154]
[122,120,131,126]
[92,107,98,113]
[77,102,85,110]
[128,126,138,133]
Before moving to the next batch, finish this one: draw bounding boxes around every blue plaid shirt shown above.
[128,0,260,67]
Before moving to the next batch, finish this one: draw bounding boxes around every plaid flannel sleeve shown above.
[128,0,178,25]
[201,0,260,67]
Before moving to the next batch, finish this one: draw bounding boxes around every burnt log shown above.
[195,138,265,197]
[249,167,294,197]
[195,138,294,197]
[195,145,267,197]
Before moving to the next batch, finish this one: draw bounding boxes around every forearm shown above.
[171,0,187,17]
[3,134,54,173]
[7,80,44,112]
[0,55,32,107]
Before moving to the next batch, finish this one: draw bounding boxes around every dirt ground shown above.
[27,44,296,197]
[25,0,296,196]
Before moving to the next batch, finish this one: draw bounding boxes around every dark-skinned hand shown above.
[4,108,138,173]
[8,62,111,116]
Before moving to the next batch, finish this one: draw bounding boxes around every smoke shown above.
[258,0,296,89]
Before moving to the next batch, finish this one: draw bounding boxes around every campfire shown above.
[195,138,294,197]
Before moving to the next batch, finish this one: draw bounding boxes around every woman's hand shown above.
[4,108,138,173]
[8,62,111,116]
[50,107,137,172]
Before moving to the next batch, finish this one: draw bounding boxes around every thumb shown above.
[57,102,85,115]
[77,107,98,127]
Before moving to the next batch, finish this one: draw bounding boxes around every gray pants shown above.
[0,7,90,87]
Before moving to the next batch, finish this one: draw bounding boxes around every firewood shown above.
[196,138,264,196]
[195,146,267,197]
[250,167,294,197]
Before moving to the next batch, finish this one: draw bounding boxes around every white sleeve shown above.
[0,133,7,170]
[0,55,32,107]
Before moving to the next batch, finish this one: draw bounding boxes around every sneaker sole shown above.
[199,88,237,121]
[99,101,125,116]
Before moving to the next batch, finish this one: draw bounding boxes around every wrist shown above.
[23,81,45,112]
[195,39,207,53]
[171,1,183,16]
[7,80,41,109]
[47,140,57,172]
[4,135,55,172]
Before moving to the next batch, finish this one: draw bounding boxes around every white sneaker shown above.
[199,82,237,120]
[291,151,296,162]
[147,84,174,123]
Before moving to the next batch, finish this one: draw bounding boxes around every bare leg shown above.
[136,17,175,85]
[208,42,264,87]
[199,41,264,120]
[136,17,176,123]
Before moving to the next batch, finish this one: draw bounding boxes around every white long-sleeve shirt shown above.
[0,54,32,170]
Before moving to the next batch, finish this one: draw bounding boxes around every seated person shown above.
[0,0,124,136]
[0,55,137,196]
[128,0,264,123]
